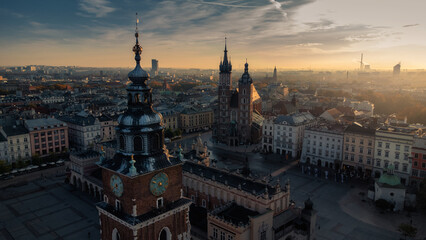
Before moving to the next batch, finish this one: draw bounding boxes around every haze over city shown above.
[1,0,426,69]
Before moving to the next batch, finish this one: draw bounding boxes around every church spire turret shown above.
[273,66,278,82]
[219,37,232,73]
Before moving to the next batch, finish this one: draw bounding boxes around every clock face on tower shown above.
[150,172,169,196]
[110,174,124,197]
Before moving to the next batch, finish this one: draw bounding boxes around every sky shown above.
[1,0,426,70]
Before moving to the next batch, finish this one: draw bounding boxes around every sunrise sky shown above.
[1,0,426,70]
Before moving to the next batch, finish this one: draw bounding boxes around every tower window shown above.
[134,136,143,152]
[134,93,140,103]
[115,200,122,212]
[159,228,171,240]
[119,135,125,150]
[128,93,132,104]
[152,133,160,150]
[112,228,120,240]
[157,197,164,208]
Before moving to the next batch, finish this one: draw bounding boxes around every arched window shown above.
[134,136,143,152]
[134,94,140,103]
[119,135,125,150]
[159,227,171,240]
[112,228,120,240]
[128,93,132,105]
[152,133,160,150]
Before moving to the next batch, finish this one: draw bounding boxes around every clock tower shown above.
[96,16,191,240]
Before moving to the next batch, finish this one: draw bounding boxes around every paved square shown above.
[0,177,99,240]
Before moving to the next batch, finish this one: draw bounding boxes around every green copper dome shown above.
[378,164,401,186]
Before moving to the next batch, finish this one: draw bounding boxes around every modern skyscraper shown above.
[152,59,159,76]
[393,62,401,79]
[96,19,191,240]
[213,39,263,146]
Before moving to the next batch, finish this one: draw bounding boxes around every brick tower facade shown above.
[213,40,263,146]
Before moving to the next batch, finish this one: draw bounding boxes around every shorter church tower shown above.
[237,61,254,144]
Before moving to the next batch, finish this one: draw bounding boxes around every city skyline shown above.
[1,0,426,70]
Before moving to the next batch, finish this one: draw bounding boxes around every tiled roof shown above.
[344,124,375,135]
[2,125,29,136]
[25,118,67,130]
[183,161,283,196]
[0,132,7,142]
[274,112,315,126]
[273,207,301,229]
[59,114,98,126]
[214,202,259,225]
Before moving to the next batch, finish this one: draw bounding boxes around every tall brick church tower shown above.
[96,17,191,240]
[216,38,232,143]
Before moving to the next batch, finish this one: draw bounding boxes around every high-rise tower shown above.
[96,16,191,240]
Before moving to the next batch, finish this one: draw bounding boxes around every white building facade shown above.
[60,113,101,151]
[373,128,414,185]
[262,117,274,152]
[273,112,316,158]
[300,124,344,170]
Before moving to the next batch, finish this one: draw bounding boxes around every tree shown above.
[0,160,12,174]
[174,128,182,137]
[32,154,42,166]
[165,128,174,139]
[398,223,417,240]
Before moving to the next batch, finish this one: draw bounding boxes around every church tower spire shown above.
[219,37,232,73]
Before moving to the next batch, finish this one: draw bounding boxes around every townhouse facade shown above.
[59,112,101,151]
[300,124,345,170]
[410,136,426,187]
[342,124,375,176]
[373,127,414,185]
[25,118,69,157]
[273,112,316,158]
[0,125,31,163]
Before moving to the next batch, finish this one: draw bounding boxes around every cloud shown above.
[197,0,256,8]
[79,0,115,18]
[402,24,419,28]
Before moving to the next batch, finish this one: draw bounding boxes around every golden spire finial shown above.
[133,13,142,56]
[131,154,134,160]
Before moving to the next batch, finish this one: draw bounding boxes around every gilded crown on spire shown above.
[132,13,142,58]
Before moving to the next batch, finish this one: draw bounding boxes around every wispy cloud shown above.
[402,23,419,28]
[79,0,115,18]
